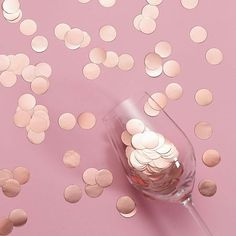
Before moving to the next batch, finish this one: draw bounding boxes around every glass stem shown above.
[181,196,213,236]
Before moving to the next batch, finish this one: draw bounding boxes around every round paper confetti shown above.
[18,94,36,110]
[148,92,168,110]
[58,113,76,130]
[126,119,145,135]
[64,28,84,46]
[22,65,36,82]
[194,121,213,140]
[139,17,156,34]
[133,14,143,31]
[27,130,45,144]
[116,196,136,215]
[198,179,217,197]
[165,83,183,100]
[147,0,162,5]
[0,169,13,187]
[89,48,106,64]
[83,168,98,185]
[0,218,13,235]
[2,179,21,197]
[95,169,113,187]
[2,0,20,14]
[12,167,30,185]
[63,150,80,168]
[142,4,159,19]
[31,36,48,53]
[0,71,17,87]
[77,112,96,129]
[0,55,10,71]
[144,102,160,117]
[8,209,27,226]
[181,0,198,9]
[195,89,213,106]
[54,23,71,40]
[103,51,119,68]
[202,149,221,167]
[80,31,91,48]
[118,54,134,71]
[14,109,31,128]
[64,185,82,203]
[20,19,37,36]
[83,63,101,80]
[163,60,181,77]
[98,0,116,7]
[85,184,103,198]
[35,63,52,78]
[190,26,207,43]
[206,48,223,65]
[31,77,49,95]
[99,25,117,42]
[121,131,132,146]
[155,41,172,58]
[145,53,162,70]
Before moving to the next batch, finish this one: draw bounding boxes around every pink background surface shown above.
[0,0,235,235]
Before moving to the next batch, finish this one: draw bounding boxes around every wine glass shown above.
[103,92,213,236]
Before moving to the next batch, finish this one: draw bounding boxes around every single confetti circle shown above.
[83,168,98,185]
[20,19,37,36]
[195,89,213,106]
[2,179,21,197]
[99,25,117,42]
[116,196,136,215]
[126,119,145,135]
[85,184,103,198]
[145,53,162,70]
[165,83,183,100]
[80,31,91,48]
[194,121,213,140]
[18,94,36,111]
[198,179,217,197]
[118,54,134,71]
[0,218,13,235]
[64,185,82,203]
[83,63,101,80]
[0,55,10,71]
[22,65,36,82]
[63,150,80,168]
[89,48,106,64]
[148,92,168,110]
[190,26,207,43]
[31,77,49,95]
[139,17,156,34]
[103,51,119,68]
[0,71,17,87]
[206,48,223,65]
[2,0,20,14]
[163,60,181,77]
[155,41,172,58]
[35,63,52,78]
[144,102,160,117]
[8,209,27,226]
[12,167,30,185]
[142,4,159,19]
[27,130,45,144]
[77,112,96,129]
[54,23,71,40]
[95,169,113,187]
[202,149,221,167]
[31,36,48,53]
[58,113,76,130]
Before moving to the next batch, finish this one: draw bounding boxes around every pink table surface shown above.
[0,0,235,235]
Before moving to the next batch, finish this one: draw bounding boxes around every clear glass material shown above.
[103,93,213,236]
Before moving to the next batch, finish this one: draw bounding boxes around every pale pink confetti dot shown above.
[35,63,52,78]
[63,150,80,168]
[98,0,116,8]
[190,26,207,43]
[147,0,162,5]
[163,60,181,77]
[145,52,162,70]
[155,41,172,58]
[27,130,45,144]
[54,23,71,40]
[198,179,217,197]
[206,48,223,65]
[118,54,134,71]
[89,48,106,64]
[144,102,160,117]
[34,105,48,113]
[142,4,159,19]
[12,167,30,185]
[77,112,96,129]
[103,51,119,68]
[18,94,36,110]
[83,168,98,185]
[95,169,113,187]
[126,119,145,135]
[145,66,163,78]
[99,25,117,42]
[14,110,31,128]
[195,89,213,106]
[0,218,13,235]
[11,53,30,75]
[0,55,10,71]
[31,36,48,53]
[142,131,159,149]
[131,133,145,149]
[22,65,36,82]
[116,196,136,215]
[181,0,199,9]
[31,77,49,95]
[80,31,91,48]
[64,28,84,47]
[0,71,17,87]
[0,169,13,187]
[133,14,143,31]
[8,209,27,227]
[58,113,76,130]
[194,121,213,140]
[20,19,37,36]
[64,185,82,203]
[121,130,132,146]
[78,0,91,3]
[3,9,21,21]
[165,83,183,100]
[139,17,156,34]
[2,179,21,197]
[202,149,221,167]
[85,184,103,198]
[2,0,20,14]
[83,63,101,80]
[148,92,167,110]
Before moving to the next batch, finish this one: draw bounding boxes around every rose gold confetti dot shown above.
[77,112,96,129]
[202,149,221,167]
[35,63,52,78]
[63,150,80,168]
[31,36,48,53]
[133,14,143,31]
[116,196,136,215]
[54,23,71,40]
[34,105,48,113]
[2,179,21,197]
[125,146,134,159]
[98,0,116,7]
[126,119,145,135]
[145,52,162,70]
[99,25,117,42]
[18,94,36,110]
[12,167,30,185]
[0,55,10,71]
[14,110,31,128]
[147,0,162,5]
[190,26,207,43]
[142,4,159,19]
[148,92,167,110]
[163,60,181,77]
[139,17,156,34]
[145,66,163,78]
[144,102,160,117]
[78,0,91,3]
[195,89,213,106]
[27,130,45,144]
[83,63,101,80]
[85,184,103,198]
[103,51,119,68]
[206,48,223,65]
[64,28,84,47]
[0,71,17,87]
[64,185,82,203]
[2,0,20,14]
[83,168,98,185]
[0,218,13,235]
[89,48,106,64]
[0,169,13,187]
[95,169,113,187]
[118,54,134,71]
[80,31,91,48]
[194,121,213,140]
[22,65,36,82]
[181,0,198,9]
[198,179,217,197]
[155,41,172,58]
[58,113,76,130]
[165,83,183,100]
[121,130,132,146]
[8,209,27,227]
[120,208,137,218]
[31,77,49,95]
[20,19,37,36]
